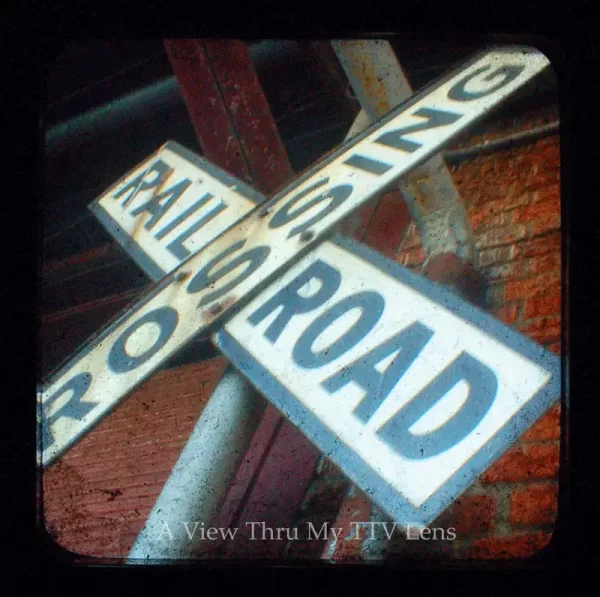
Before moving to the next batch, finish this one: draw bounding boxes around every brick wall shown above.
[447,135,560,559]
[287,131,562,561]
[42,357,227,558]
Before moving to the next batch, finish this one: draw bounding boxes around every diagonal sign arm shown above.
[38,47,550,469]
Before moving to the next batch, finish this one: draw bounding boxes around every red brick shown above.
[480,443,560,483]
[519,314,561,334]
[475,225,527,249]
[483,260,530,282]
[434,494,496,536]
[523,291,561,319]
[518,314,562,344]
[525,326,562,345]
[532,137,558,151]
[518,148,543,169]
[528,168,560,189]
[469,194,531,221]
[530,253,562,276]
[521,404,561,442]
[491,302,520,325]
[454,141,557,208]
[533,145,560,171]
[469,531,552,559]
[477,246,515,268]
[529,213,561,237]
[473,211,512,232]
[512,232,561,259]
[512,198,559,225]
[504,273,561,301]
[547,342,561,355]
[532,185,560,205]
[509,483,558,526]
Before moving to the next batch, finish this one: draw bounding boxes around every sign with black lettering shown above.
[89,142,263,279]
[214,237,560,526]
[39,46,550,468]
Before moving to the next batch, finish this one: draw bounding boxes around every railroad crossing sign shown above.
[38,47,560,527]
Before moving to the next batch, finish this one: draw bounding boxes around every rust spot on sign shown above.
[346,42,391,115]
[131,167,174,240]
[199,295,237,324]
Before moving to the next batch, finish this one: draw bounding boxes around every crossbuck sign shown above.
[38,47,560,527]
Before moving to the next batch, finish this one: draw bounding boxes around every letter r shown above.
[247,259,342,343]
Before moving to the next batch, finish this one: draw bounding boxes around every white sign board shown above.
[89,142,263,279]
[215,237,561,526]
[39,46,551,468]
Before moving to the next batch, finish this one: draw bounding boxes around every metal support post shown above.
[332,40,477,267]
[127,365,265,561]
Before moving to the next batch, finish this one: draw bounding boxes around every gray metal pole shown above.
[126,365,264,562]
[332,40,477,267]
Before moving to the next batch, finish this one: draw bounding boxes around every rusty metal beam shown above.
[332,39,477,266]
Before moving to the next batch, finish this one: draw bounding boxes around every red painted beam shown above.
[362,190,411,259]
[163,39,294,194]
[217,421,320,558]
[164,39,320,558]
